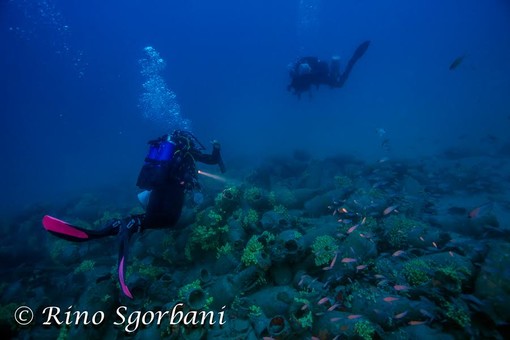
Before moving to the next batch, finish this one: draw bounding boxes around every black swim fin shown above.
[335,40,371,88]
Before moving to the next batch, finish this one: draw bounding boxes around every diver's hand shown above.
[211,140,220,150]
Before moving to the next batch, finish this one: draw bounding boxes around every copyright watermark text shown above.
[13,303,226,333]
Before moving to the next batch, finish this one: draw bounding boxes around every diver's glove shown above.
[211,140,226,173]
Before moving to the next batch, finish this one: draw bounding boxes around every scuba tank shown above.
[136,135,177,190]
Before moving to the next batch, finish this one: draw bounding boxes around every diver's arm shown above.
[193,142,226,173]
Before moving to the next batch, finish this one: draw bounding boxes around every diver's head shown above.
[297,63,312,76]
[170,130,205,152]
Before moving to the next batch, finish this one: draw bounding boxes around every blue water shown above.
[1,0,509,213]
[1,1,510,338]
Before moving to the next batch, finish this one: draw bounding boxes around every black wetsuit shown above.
[288,40,370,98]
[141,146,222,229]
[43,132,225,298]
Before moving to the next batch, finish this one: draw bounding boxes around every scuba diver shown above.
[287,40,370,98]
[42,130,226,298]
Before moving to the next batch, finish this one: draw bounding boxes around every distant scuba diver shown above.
[287,40,370,98]
[42,130,226,298]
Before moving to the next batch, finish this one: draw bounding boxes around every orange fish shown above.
[329,253,338,267]
[347,224,359,234]
[383,205,398,215]
[393,284,409,291]
[392,250,405,257]
[356,264,367,271]
[327,303,340,311]
[394,310,408,319]
[383,296,399,303]
[348,314,363,320]
[408,320,426,326]
[317,297,329,305]
[341,257,357,263]
[468,202,493,219]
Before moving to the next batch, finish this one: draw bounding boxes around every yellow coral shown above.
[311,235,337,266]
[241,236,264,266]
[74,260,95,274]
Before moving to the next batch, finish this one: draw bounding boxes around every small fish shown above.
[374,274,386,279]
[383,205,398,215]
[419,308,434,319]
[329,252,338,266]
[392,250,405,257]
[468,202,493,219]
[393,284,409,291]
[311,337,320,340]
[356,264,367,271]
[327,303,340,311]
[383,296,399,303]
[394,310,408,319]
[317,297,329,305]
[408,320,426,326]
[301,304,309,311]
[377,279,389,286]
[341,257,357,263]
[432,241,438,248]
[419,236,425,242]
[361,216,366,224]
[330,317,342,322]
[449,54,466,71]
[263,337,275,340]
[348,314,363,320]
[347,224,359,234]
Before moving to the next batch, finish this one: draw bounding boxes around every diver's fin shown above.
[117,226,134,299]
[335,40,370,88]
[42,215,92,242]
[42,215,116,242]
[352,40,370,62]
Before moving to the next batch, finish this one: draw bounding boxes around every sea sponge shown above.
[215,186,241,214]
[242,209,259,228]
[311,235,337,266]
[445,301,470,327]
[74,260,95,274]
[402,259,431,286]
[186,208,229,257]
[354,319,376,340]
[385,215,423,249]
[241,236,264,266]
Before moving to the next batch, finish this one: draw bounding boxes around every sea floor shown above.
[1,150,510,339]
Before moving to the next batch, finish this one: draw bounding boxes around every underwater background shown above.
[1,0,510,339]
